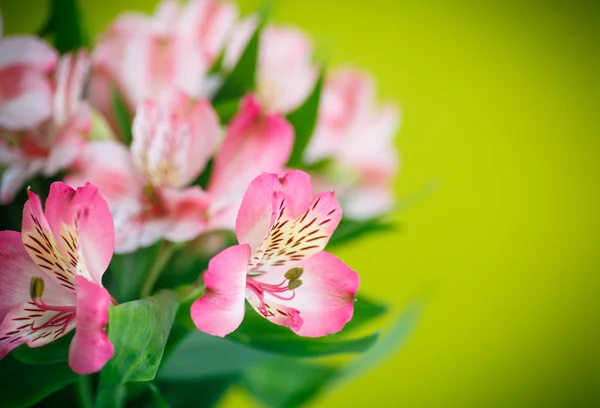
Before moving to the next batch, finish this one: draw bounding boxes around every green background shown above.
[2,0,599,406]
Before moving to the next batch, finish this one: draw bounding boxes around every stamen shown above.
[284,267,304,281]
[287,279,303,291]
[29,277,45,300]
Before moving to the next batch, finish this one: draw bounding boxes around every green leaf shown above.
[0,354,78,407]
[213,98,241,124]
[327,216,396,247]
[243,358,336,408]
[228,307,379,357]
[145,383,170,408]
[286,71,325,168]
[158,331,273,381]
[336,301,424,385]
[99,291,179,390]
[105,242,162,303]
[241,302,424,408]
[13,331,73,365]
[45,0,91,53]
[95,386,127,408]
[111,88,133,145]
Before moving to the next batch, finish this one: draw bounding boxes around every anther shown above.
[284,267,304,281]
[287,279,303,291]
[30,276,45,300]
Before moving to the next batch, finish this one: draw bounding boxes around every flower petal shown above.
[254,190,342,269]
[68,276,114,374]
[162,186,210,242]
[131,93,220,188]
[256,26,317,113]
[235,172,278,251]
[275,170,313,219]
[0,36,57,71]
[0,66,53,130]
[43,182,114,286]
[22,189,76,291]
[0,301,76,359]
[287,251,358,337]
[208,95,294,229]
[0,231,68,322]
[245,286,303,332]
[191,244,251,337]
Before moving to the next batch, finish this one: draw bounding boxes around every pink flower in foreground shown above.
[191,170,359,337]
[0,14,57,130]
[223,17,318,114]
[90,0,237,125]
[305,68,400,219]
[67,90,219,253]
[0,51,92,204]
[0,182,115,374]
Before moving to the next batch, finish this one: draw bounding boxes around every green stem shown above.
[140,241,177,298]
[75,375,93,408]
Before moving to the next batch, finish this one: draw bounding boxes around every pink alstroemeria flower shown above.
[305,68,400,219]
[0,51,92,204]
[223,18,318,114]
[90,0,237,126]
[0,12,58,130]
[67,90,219,253]
[191,170,359,338]
[0,182,115,374]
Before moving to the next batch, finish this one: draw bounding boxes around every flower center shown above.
[246,273,302,318]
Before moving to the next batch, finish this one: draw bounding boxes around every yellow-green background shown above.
[2,0,599,406]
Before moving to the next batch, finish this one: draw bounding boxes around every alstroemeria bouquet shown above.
[0,1,410,407]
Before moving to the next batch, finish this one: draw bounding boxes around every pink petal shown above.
[257,26,317,113]
[179,0,238,64]
[307,68,375,162]
[53,51,91,127]
[191,244,251,337]
[275,170,313,219]
[162,186,210,242]
[0,301,76,359]
[0,66,53,130]
[286,251,359,337]
[0,36,58,71]
[0,231,69,322]
[208,95,294,229]
[245,286,303,331]
[131,93,219,188]
[68,276,114,374]
[22,189,78,291]
[66,141,144,205]
[235,172,279,251]
[43,182,115,286]
[253,190,342,269]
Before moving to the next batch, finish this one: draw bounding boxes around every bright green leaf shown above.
[286,71,325,168]
[99,291,179,390]
[13,332,73,365]
[0,354,78,407]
